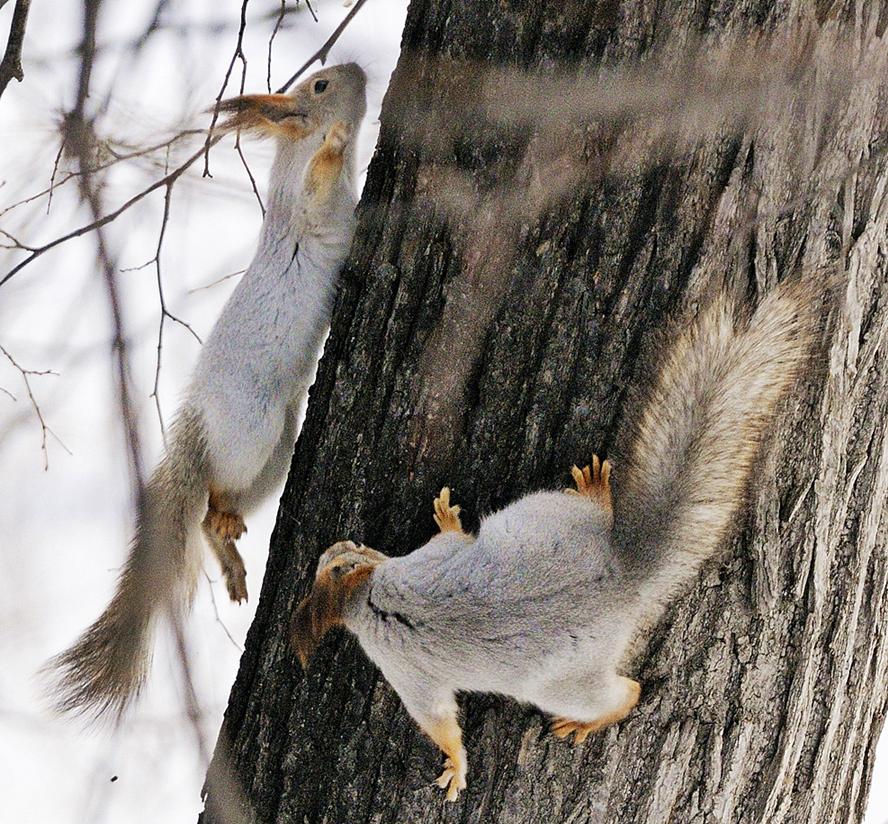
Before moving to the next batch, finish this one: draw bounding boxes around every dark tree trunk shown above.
[201,1,888,822]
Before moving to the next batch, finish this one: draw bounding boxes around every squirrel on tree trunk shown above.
[292,279,817,801]
[47,63,367,720]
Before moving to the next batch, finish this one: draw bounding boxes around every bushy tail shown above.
[46,407,209,720]
[612,281,816,605]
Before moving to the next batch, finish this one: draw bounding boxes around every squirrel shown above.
[291,279,816,801]
[47,63,367,719]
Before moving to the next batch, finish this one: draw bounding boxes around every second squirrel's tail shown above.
[611,280,816,608]
[46,407,209,720]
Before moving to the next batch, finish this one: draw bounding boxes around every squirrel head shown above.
[290,540,380,668]
[213,62,367,143]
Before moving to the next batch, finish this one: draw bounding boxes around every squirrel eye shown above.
[313,79,329,94]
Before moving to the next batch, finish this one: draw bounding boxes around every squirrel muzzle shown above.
[290,550,380,668]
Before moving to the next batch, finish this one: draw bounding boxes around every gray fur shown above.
[47,64,367,719]
[317,279,815,794]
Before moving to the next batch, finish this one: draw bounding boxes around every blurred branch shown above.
[0,129,204,219]
[0,0,30,101]
[0,0,370,288]
[67,0,146,497]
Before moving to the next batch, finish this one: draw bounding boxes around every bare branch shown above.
[202,0,250,179]
[0,128,204,219]
[0,343,69,470]
[203,571,244,653]
[0,134,222,288]
[187,268,246,293]
[123,179,202,439]
[276,0,369,93]
[0,227,36,250]
[267,0,287,94]
[0,0,30,102]
[68,0,146,499]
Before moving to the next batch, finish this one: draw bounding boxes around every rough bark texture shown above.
[201,1,888,822]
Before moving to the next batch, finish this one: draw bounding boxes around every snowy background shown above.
[0,1,885,823]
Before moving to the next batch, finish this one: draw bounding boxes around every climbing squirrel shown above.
[48,63,367,718]
[291,279,815,801]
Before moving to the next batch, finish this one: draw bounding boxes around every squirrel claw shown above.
[551,717,597,745]
[433,487,464,534]
[565,455,612,514]
[225,571,248,604]
[434,757,466,802]
[220,552,248,603]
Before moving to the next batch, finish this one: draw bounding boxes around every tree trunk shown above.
[200,1,888,822]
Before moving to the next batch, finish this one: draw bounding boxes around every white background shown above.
[0,1,884,822]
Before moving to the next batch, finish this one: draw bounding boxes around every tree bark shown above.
[201,1,888,822]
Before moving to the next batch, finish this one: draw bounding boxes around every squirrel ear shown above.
[289,593,319,668]
[211,94,312,140]
[289,565,375,669]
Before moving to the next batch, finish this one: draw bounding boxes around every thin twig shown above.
[45,140,65,215]
[139,180,202,440]
[267,0,287,94]
[0,134,222,288]
[203,571,244,652]
[0,227,36,250]
[0,343,70,469]
[202,0,250,179]
[187,268,246,293]
[234,136,265,216]
[276,0,369,93]
[0,128,204,220]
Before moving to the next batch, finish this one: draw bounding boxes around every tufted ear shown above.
[211,94,313,141]
[290,563,375,668]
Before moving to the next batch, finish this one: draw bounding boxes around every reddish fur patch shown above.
[206,485,246,542]
[214,94,313,140]
[305,125,347,198]
[290,564,375,667]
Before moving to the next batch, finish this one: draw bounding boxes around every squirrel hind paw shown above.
[434,757,467,802]
[551,717,598,745]
[204,506,247,543]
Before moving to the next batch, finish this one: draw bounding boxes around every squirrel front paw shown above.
[433,487,464,534]
[322,120,350,155]
[565,454,612,515]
